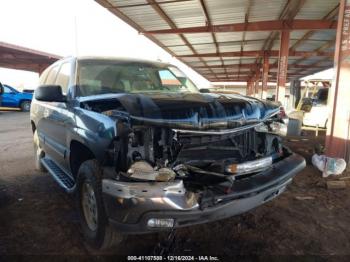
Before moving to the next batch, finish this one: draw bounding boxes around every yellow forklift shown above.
[296,79,331,111]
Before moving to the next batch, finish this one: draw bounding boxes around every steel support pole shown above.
[262,53,269,99]
[246,80,252,96]
[254,68,260,98]
[276,30,290,103]
[250,80,254,96]
[249,80,254,96]
[325,0,350,164]
[255,79,260,98]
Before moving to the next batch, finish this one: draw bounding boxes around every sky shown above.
[0,0,334,90]
[0,0,210,89]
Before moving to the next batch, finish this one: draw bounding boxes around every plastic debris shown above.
[312,154,347,177]
[295,196,315,200]
[339,176,350,181]
[326,181,347,189]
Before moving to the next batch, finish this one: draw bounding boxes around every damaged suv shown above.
[30,57,305,249]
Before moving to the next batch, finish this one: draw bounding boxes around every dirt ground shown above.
[1,111,350,258]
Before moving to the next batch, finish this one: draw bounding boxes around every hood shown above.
[80,92,280,130]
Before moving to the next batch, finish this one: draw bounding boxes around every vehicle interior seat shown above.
[97,69,125,94]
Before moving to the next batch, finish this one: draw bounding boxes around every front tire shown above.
[20,100,31,112]
[76,159,123,250]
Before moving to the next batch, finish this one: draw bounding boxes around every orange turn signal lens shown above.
[226,164,238,173]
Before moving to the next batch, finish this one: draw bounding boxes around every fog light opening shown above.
[147,218,175,228]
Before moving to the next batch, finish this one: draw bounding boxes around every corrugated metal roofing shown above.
[295,0,339,19]
[248,0,288,22]
[96,0,339,82]
[161,1,206,28]
[205,0,247,25]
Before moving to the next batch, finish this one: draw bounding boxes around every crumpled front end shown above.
[80,94,305,233]
[102,153,305,233]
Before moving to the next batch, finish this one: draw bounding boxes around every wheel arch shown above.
[19,99,31,105]
[31,120,36,134]
[70,140,96,179]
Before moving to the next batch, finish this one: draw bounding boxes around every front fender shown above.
[69,107,117,163]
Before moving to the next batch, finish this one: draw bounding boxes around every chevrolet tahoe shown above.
[30,57,305,249]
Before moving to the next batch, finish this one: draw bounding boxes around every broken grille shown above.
[176,128,258,161]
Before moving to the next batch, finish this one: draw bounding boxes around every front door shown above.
[2,86,18,107]
[37,61,74,174]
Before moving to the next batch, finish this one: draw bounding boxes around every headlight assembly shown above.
[255,121,287,137]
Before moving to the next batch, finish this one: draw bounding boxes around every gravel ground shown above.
[1,111,350,259]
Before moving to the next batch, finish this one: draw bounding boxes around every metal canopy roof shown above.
[0,41,61,73]
[96,0,339,83]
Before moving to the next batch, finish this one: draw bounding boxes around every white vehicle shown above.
[302,88,329,128]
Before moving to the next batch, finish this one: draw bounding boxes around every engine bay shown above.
[82,99,289,194]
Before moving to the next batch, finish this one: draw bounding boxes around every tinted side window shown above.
[4,86,11,93]
[45,66,59,84]
[55,62,71,94]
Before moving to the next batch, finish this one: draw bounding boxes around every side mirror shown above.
[35,85,66,102]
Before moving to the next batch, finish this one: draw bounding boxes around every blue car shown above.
[0,83,33,111]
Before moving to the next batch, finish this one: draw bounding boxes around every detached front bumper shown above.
[102,153,305,234]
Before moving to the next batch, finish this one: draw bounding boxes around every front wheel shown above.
[76,159,123,250]
[20,100,31,112]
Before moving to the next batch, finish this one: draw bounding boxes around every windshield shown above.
[76,60,199,97]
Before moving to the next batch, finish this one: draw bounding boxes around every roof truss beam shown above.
[208,78,249,82]
[144,19,336,34]
[193,64,328,69]
[116,0,192,8]
[145,0,218,78]
[198,0,226,77]
[238,0,253,80]
[179,50,333,58]
[251,0,306,81]
[290,4,339,51]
